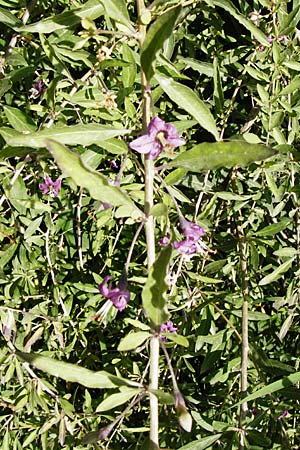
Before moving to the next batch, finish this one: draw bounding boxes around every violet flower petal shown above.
[129,134,157,154]
[99,275,112,297]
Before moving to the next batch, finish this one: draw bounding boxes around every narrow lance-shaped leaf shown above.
[6,124,130,148]
[16,0,104,33]
[16,351,142,389]
[3,106,36,133]
[141,7,181,81]
[205,0,269,46]
[46,140,142,220]
[100,0,134,32]
[118,331,152,351]
[142,246,172,326]
[96,388,141,412]
[232,370,300,407]
[156,75,219,140]
[0,7,23,30]
[167,141,276,171]
[259,258,294,286]
[178,434,223,450]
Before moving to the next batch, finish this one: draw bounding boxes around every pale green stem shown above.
[136,1,159,448]
[237,223,249,450]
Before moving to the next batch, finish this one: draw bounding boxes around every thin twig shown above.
[45,227,68,317]
[76,187,84,270]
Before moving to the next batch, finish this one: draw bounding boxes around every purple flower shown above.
[39,177,61,197]
[278,409,288,419]
[129,117,185,160]
[173,219,207,256]
[173,238,197,255]
[180,219,205,242]
[99,275,130,312]
[158,234,170,247]
[30,79,45,99]
[35,79,44,95]
[160,320,177,333]
[109,160,118,170]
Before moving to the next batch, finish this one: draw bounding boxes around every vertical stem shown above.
[136,1,159,448]
[237,223,249,450]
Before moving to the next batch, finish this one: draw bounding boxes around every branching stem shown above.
[136,0,159,447]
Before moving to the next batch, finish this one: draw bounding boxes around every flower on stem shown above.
[173,218,207,256]
[278,409,288,420]
[99,275,130,312]
[158,234,170,247]
[160,320,177,334]
[129,117,185,160]
[30,79,45,99]
[39,177,61,197]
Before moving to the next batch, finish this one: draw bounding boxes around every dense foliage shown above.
[0,0,299,449]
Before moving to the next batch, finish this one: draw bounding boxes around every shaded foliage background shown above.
[0,0,300,449]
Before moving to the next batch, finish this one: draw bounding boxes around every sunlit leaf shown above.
[5,124,130,148]
[17,351,141,389]
[17,0,104,33]
[141,7,181,81]
[100,0,134,31]
[233,371,300,406]
[96,388,141,412]
[168,141,276,171]
[0,7,23,29]
[46,140,142,219]
[156,75,219,140]
[178,434,222,449]
[254,219,291,236]
[3,106,36,133]
[165,333,189,347]
[205,0,269,45]
[259,258,294,286]
[118,331,152,351]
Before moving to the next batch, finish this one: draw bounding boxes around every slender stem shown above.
[237,222,249,450]
[136,1,159,448]
[76,187,84,270]
[124,221,145,274]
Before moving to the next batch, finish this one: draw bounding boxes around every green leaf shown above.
[118,331,152,351]
[165,333,189,347]
[147,389,174,405]
[205,0,269,46]
[277,78,300,97]
[17,0,104,33]
[156,75,219,140]
[3,106,36,133]
[164,168,188,185]
[178,434,222,450]
[141,7,181,81]
[100,0,134,31]
[122,43,137,88]
[0,241,19,267]
[0,79,12,98]
[96,388,141,412]
[0,7,23,29]
[6,124,130,148]
[167,141,276,171]
[46,140,142,219]
[16,351,141,389]
[180,58,214,77]
[254,219,290,236]
[259,258,294,286]
[233,371,300,407]
[142,246,172,326]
